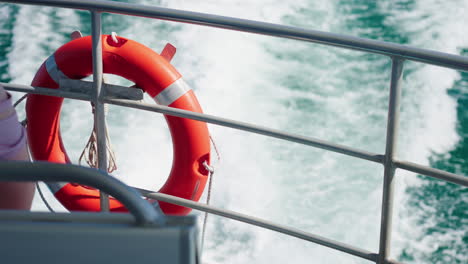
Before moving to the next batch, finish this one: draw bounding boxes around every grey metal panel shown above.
[0,219,198,264]
[4,0,468,71]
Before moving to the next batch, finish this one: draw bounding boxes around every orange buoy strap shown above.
[45,54,68,84]
[153,78,191,106]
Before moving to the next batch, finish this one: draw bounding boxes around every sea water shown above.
[0,0,466,263]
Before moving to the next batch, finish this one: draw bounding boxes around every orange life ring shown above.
[26,35,211,215]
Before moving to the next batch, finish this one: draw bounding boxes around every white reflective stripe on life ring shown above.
[45,54,68,84]
[153,78,191,106]
[46,182,68,194]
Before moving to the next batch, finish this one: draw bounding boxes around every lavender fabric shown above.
[0,95,26,159]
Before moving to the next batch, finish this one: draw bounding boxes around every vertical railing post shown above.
[378,58,404,263]
[91,11,110,212]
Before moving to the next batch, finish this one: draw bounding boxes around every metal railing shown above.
[2,1,467,263]
[0,161,165,226]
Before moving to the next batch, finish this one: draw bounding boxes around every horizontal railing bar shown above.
[2,82,91,101]
[138,191,378,262]
[2,82,383,163]
[1,81,143,101]
[395,160,468,187]
[4,82,466,188]
[5,0,468,72]
[105,98,384,164]
[0,83,383,163]
[0,161,165,226]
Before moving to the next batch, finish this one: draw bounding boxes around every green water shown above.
[401,49,468,263]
